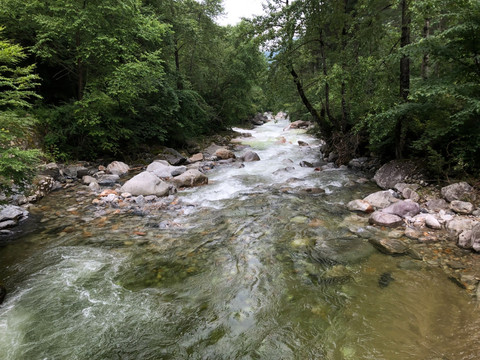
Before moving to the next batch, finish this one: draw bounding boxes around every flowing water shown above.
[0,119,479,359]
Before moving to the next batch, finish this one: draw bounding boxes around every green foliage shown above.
[0,28,41,191]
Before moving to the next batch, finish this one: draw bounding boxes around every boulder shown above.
[0,205,28,223]
[242,151,261,162]
[188,153,204,163]
[441,182,475,202]
[363,190,398,209]
[106,161,129,176]
[402,188,420,202]
[470,224,480,252]
[298,140,309,146]
[348,157,369,170]
[96,174,120,186]
[347,200,374,213]
[450,200,474,215]
[173,169,208,188]
[156,147,186,166]
[425,198,449,212]
[120,171,175,196]
[369,237,409,255]
[394,183,420,193]
[250,113,268,126]
[373,160,423,190]
[147,160,186,179]
[38,162,61,179]
[447,217,477,235]
[458,230,473,249]
[382,200,420,218]
[214,148,236,160]
[369,211,404,228]
[425,214,442,230]
[289,120,311,129]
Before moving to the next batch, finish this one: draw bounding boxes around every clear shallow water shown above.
[0,119,479,359]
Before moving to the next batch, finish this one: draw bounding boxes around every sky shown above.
[216,0,265,26]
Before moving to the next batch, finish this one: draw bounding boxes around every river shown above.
[0,118,479,359]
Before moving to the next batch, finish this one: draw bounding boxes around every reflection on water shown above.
[0,119,479,359]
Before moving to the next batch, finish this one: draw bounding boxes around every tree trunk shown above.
[174,38,183,90]
[319,29,334,127]
[421,18,430,79]
[396,0,411,159]
[76,31,84,101]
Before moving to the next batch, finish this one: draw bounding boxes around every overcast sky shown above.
[217,0,265,26]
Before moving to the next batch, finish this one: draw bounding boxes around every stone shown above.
[369,238,409,255]
[173,169,208,188]
[369,211,404,228]
[242,151,261,162]
[441,182,475,202]
[470,223,480,252]
[82,175,97,185]
[106,161,130,176]
[120,171,175,196]
[450,200,474,215]
[0,205,28,223]
[214,148,236,160]
[30,175,56,201]
[425,199,449,212]
[96,174,120,186]
[156,147,186,165]
[402,188,420,202]
[89,182,100,192]
[250,113,268,126]
[348,158,369,170]
[458,230,473,249]
[38,162,61,179]
[299,161,314,168]
[347,200,374,213]
[363,190,398,209]
[447,217,477,235]
[188,153,204,163]
[373,160,423,190]
[0,220,17,229]
[289,120,311,129]
[382,200,420,218]
[425,214,442,230]
[147,160,186,179]
[394,183,420,193]
[298,140,309,146]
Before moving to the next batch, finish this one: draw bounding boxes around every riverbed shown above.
[0,118,479,359]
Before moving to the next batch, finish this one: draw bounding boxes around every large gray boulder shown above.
[369,211,404,228]
[447,217,477,235]
[425,198,449,212]
[382,200,420,218]
[373,160,423,190]
[120,171,175,196]
[106,161,129,176]
[173,169,208,188]
[147,160,187,179]
[156,147,186,166]
[441,182,475,202]
[0,205,28,229]
[363,190,398,209]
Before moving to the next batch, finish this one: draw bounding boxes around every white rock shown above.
[120,171,175,196]
[106,161,130,176]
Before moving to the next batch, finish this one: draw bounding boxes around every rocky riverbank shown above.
[345,159,480,295]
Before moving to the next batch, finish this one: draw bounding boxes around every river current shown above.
[0,118,479,359]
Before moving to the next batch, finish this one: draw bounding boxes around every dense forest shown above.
[0,0,479,190]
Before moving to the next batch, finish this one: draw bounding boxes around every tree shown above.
[0,27,41,191]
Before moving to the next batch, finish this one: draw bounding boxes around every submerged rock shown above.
[378,272,394,288]
[369,238,409,255]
